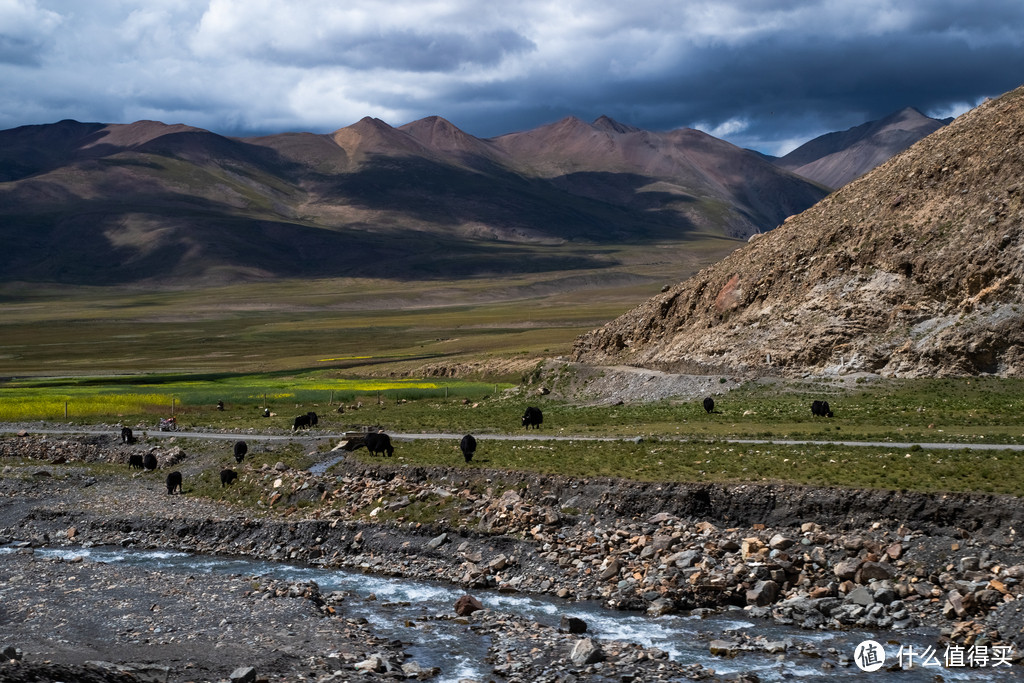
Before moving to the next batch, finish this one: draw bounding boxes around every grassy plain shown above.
[2,250,1024,497]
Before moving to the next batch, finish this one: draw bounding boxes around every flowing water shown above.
[5,545,1019,682]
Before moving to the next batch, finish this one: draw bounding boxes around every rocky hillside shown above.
[775,107,950,189]
[0,115,826,286]
[572,85,1024,378]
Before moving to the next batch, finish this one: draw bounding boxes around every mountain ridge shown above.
[775,107,950,188]
[0,114,827,287]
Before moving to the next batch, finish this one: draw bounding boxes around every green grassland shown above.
[2,373,1024,496]
[2,251,1024,498]
[0,272,651,377]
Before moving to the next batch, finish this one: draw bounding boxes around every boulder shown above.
[454,594,483,616]
[746,580,779,607]
[229,667,257,683]
[569,638,604,666]
[559,615,588,634]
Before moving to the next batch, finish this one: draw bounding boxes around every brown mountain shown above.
[776,107,950,189]
[572,85,1024,378]
[0,115,826,286]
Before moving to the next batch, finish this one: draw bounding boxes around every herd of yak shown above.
[122,399,834,495]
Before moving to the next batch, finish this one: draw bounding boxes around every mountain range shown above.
[0,106,929,288]
[774,107,951,188]
[572,86,1024,378]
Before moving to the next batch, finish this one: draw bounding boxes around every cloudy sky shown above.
[2,0,1023,155]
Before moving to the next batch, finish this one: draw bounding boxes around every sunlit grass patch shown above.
[0,391,174,421]
[0,372,509,421]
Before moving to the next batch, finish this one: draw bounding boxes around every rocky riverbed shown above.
[1,428,1024,682]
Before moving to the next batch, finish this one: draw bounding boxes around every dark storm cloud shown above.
[246,29,535,72]
[2,1,1024,154]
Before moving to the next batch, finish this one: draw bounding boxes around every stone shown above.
[769,533,795,550]
[647,597,675,616]
[746,580,779,607]
[426,533,449,550]
[560,615,588,634]
[856,561,893,583]
[833,559,861,581]
[959,556,980,573]
[709,640,739,657]
[229,666,257,683]
[943,590,967,619]
[1,646,22,661]
[599,558,620,581]
[354,655,385,673]
[454,594,484,616]
[569,638,604,666]
[845,587,875,606]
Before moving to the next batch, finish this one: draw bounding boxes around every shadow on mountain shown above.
[313,157,700,243]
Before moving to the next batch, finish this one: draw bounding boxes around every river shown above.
[5,545,1017,682]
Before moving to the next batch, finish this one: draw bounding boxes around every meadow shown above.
[2,268,1023,497]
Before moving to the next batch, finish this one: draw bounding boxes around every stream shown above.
[6,544,1019,682]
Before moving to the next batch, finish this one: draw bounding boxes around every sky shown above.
[2,1,1023,156]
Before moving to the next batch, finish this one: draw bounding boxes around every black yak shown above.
[233,440,248,463]
[166,471,182,495]
[460,434,477,463]
[364,432,394,457]
[143,452,158,471]
[128,454,144,470]
[220,468,238,487]
[703,397,715,414]
[120,427,134,444]
[293,412,318,430]
[811,400,834,418]
[522,406,543,429]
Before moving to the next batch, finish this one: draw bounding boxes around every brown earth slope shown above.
[572,85,1024,378]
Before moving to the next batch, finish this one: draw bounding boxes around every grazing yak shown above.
[522,406,543,429]
[128,454,144,470]
[460,434,477,463]
[166,471,182,495]
[292,412,319,431]
[120,427,134,444]
[233,440,248,463]
[220,468,238,487]
[703,397,715,414]
[811,400,834,418]
[143,452,158,471]
[364,432,394,457]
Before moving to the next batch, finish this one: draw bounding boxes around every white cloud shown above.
[0,0,61,64]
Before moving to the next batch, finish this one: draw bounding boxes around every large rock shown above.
[559,616,588,634]
[229,667,256,683]
[746,580,779,607]
[454,594,484,616]
[569,638,604,666]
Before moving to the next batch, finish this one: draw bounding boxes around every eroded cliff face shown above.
[573,86,1024,378]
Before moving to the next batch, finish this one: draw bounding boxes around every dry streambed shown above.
[1,432,1024,682]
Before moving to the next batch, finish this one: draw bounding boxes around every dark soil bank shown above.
[2,432,1024,682]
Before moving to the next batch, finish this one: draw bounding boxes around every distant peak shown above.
[592,116,641,134]
[349,116,393,130]
[401,115,462,133]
